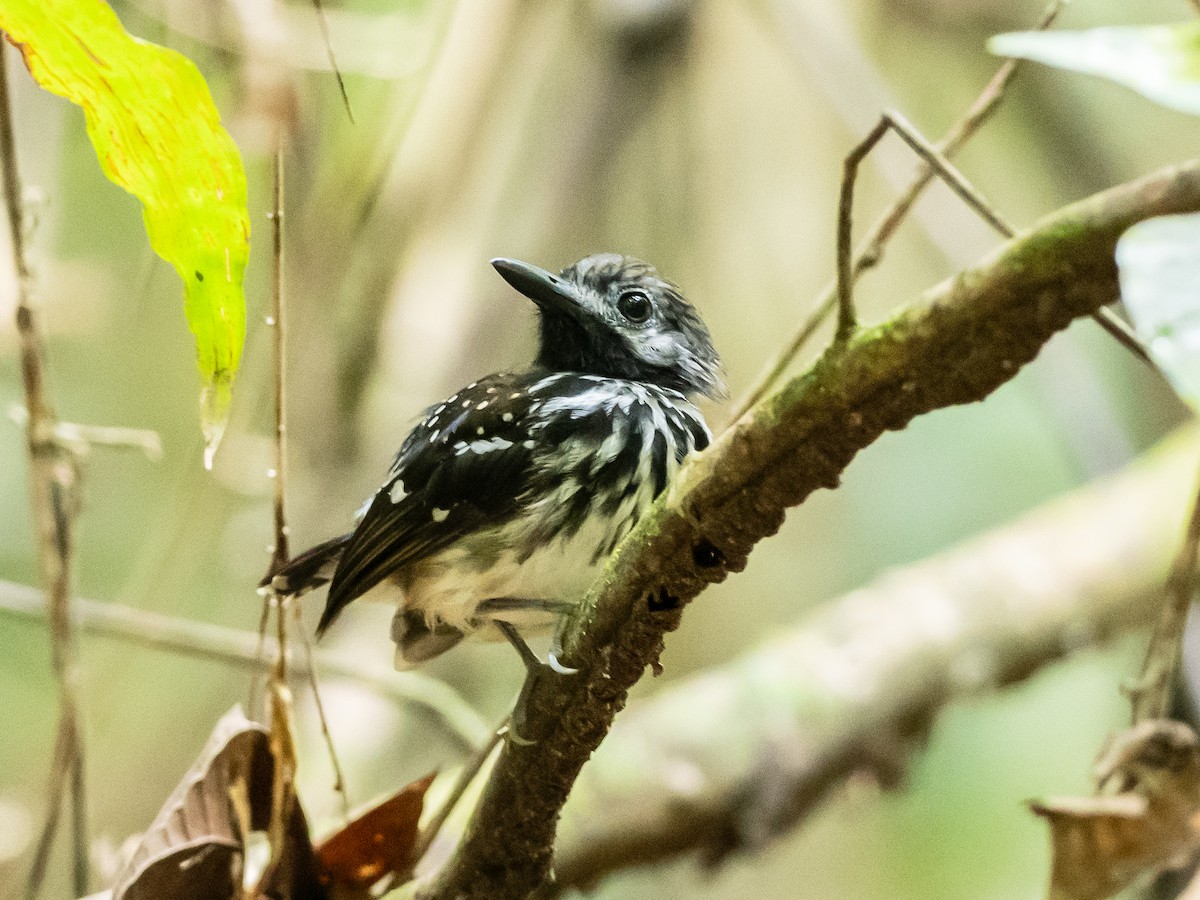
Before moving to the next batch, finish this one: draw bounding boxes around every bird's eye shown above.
[617,290,652,324]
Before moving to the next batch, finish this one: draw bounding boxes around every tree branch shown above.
[420,159,1200,900]
[0,580,490,750]
[552,425,1199,889]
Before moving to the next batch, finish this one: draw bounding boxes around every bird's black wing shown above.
[318,371,543,634]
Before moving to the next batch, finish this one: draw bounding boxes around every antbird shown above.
[267,253,722,673]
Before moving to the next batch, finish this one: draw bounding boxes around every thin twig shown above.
[836,109,1016,345]
[881,109,1015,235]
[291,599,351,819]
[835,118,887,342]
[309,0,354,123]
[0,579,489,748]
[881,111,1154,370]
[835,103,1153,400]
[265,138,351,828]
[1,43,90,898]
[413,719,508,864]
[269,143,289,578]
[250,591,272,716]
[7,407,162,459]
[1128,462,1200,723]
[730,0,1063,420]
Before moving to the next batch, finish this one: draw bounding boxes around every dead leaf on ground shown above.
[316,771,437,892]
[110,704,321,900]
[1032,719,1200,900]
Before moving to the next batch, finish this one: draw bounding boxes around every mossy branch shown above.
[421,160,1200,900]
[552,426,1198,889]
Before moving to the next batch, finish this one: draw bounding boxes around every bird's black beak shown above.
[491,258,584,319]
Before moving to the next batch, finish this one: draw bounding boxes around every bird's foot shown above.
[495,620,578,744]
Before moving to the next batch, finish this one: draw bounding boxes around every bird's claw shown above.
[546,649,579,676]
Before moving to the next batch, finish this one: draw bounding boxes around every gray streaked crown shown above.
[492,253,724,399]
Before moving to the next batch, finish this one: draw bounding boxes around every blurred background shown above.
[1,0,1198,897]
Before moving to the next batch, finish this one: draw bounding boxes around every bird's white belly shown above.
[395,509,627,635]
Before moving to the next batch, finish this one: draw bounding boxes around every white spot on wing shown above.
[477,400,489,410]
[472,437,513,453]
[390,481,408,504]
[455,437,514,455]
[432,507,450,523]
[502,412,514,422]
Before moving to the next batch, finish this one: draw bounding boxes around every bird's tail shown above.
[258,533,351,598]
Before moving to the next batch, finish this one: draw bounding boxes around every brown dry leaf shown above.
[1032,720,1200,900]
[111,706,273,900]
[316,771,437,891]
[111,705,323,900]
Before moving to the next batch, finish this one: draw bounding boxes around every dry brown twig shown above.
[0,42,90,900]
[1128,466,1200,724]
[257,135,352,875]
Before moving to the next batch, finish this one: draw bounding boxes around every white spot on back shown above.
[502,412,514,422]
[476,426,485,435]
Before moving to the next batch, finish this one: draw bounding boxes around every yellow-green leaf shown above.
[0,0,250,466]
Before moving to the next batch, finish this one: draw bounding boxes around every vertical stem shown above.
[835,117,890,343]
[1130,464,1200,723]
[0,45,89,897]
[271,141,289,573]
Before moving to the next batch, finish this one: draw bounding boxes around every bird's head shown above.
[492,253,724,399]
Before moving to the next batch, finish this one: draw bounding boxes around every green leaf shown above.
[1116,213,1200,409]
[989,23,1200,116]
[0,0,250,466]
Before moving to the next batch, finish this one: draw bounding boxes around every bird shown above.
[265,253,723,673]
